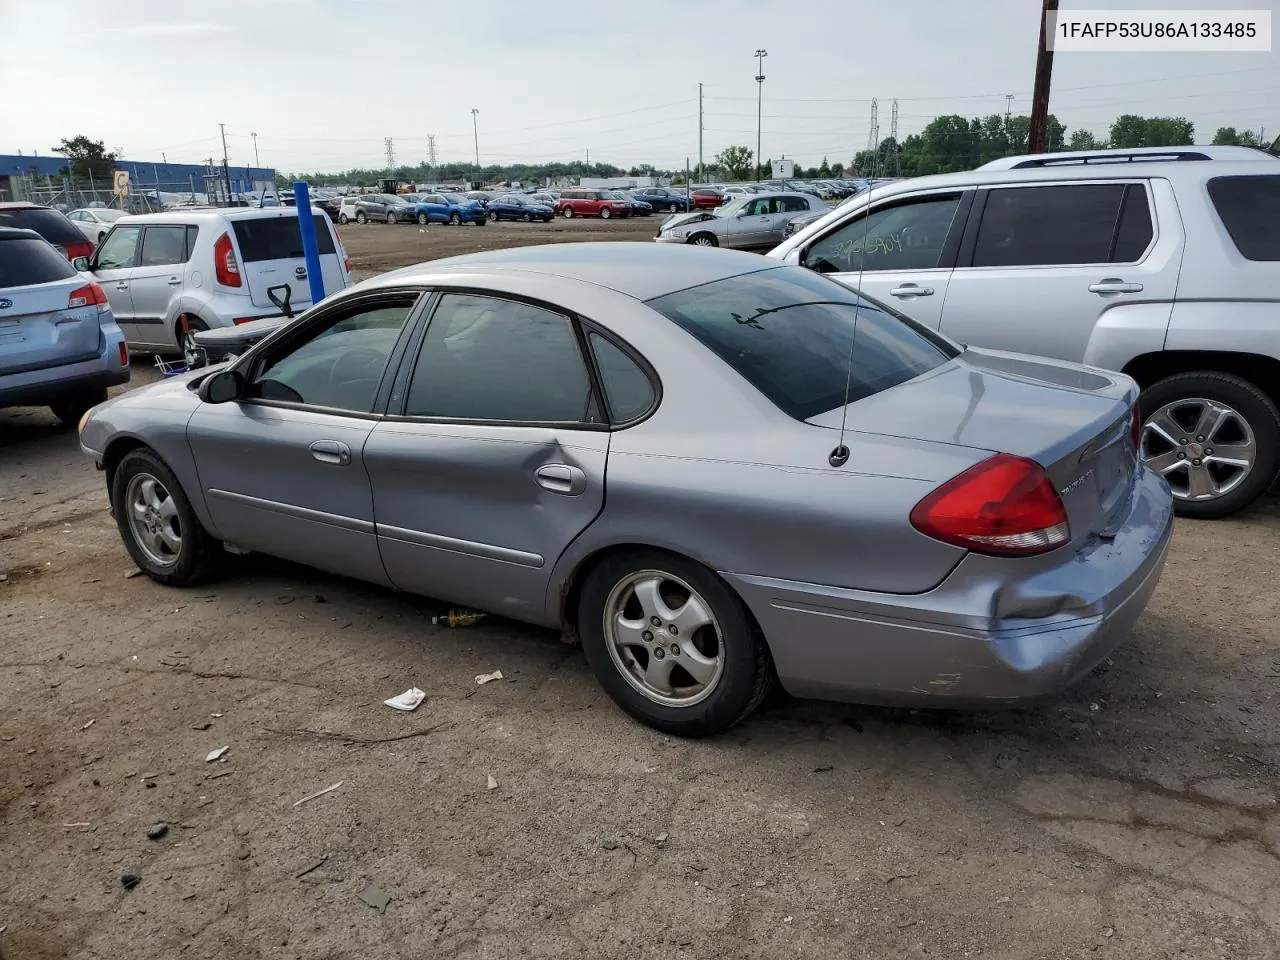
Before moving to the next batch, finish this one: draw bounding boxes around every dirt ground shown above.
[1,221,1278,959]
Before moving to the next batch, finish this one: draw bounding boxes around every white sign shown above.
[112,170,130,197]
[1049,10,1270,51]
[775,159,794,179]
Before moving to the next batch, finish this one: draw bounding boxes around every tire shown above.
[668,203,679,213]
[600,206,612,220]
[417,212,429,225]
[111,448,222,586]
[1139,371,1280,519]
[562,207,574,218]
[522,212,531,222]
[578,549,774,737]
[385,211,396,224]
[449,212,461,225]
[178,316,208,368]
[355,211,367,224]
[488,210,498,221]
[688,233,718,247]
[339,214,349,224]
[50,388,107,427]
[474,218,485,227]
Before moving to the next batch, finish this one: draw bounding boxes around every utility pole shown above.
[1027,0,1059,154]
[470,108,480,170]
[218,122,232,206]
[384,137,395,175]
[250,132,260,169]
[754,49,768,182]
[585,147,590,168]
[866,99,879,178]
[427,134,437,166]
[698,82,704,184]
[889,99,900,177]
[1005,94,1014,118]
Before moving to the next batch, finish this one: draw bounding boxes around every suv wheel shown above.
[417,212,429,225]
[562,207,574,218]
[338,214,349,224]
[355,210,367,224]
[449,212,461,225]
[1139,371,1280,519]
[179,316,208,369]
[50,388,107,428]
[600,206,612,220]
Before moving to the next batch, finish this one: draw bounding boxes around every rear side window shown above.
[139,225,190,266]
[973,184,1132,267]
[589,332,656,423]
[0,236,78,288]
[1207,175,1280,261]
[232,215,336,262]
[0,207,82,244]
[647,268,956,421]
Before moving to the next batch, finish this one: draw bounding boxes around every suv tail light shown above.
[910,454,1070,556]
[213,232,242,287]
[63,239,94,262]
[1130,404,1143,451]
[68,281,109,312]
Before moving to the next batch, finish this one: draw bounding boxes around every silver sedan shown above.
[655,192,825,250]
[79,244,1172,736]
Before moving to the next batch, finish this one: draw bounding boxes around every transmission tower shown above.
[427,134,437,165]
[889,99,900,177]
[866,98,880,177]
[384,137,396,174]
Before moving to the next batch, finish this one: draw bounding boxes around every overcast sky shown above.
[3,0,1276,174]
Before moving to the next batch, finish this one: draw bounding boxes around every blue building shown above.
[0,153,276,201]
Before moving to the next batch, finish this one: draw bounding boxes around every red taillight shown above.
[64,240,94,261]
[118,341,129,366]
[343,254,351,274]
[910,454,1070,556]
[213,232,242,287]
[68,282,109,310]
[1130,404,1143,451]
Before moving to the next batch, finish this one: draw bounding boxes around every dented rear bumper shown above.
[723,465,1174,705]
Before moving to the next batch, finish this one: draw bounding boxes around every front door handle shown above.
[309,439,351,465]
[890,283,934,298]
[1088,278,1144,295]
[114,282,129,290]
[535,463,587,496]
[167,278,182,286]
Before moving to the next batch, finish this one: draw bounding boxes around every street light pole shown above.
[754,49,768,182]
[470,108,480,171]
[251,132,260,170]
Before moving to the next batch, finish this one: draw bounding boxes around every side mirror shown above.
[72,256,91,271]
[198,369,244,404]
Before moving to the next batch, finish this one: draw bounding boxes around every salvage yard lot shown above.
[1,221,1279,960]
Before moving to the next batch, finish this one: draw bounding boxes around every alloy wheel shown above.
[126,473,183,567]
[1142,397,1257,502]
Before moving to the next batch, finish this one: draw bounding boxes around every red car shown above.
[691,188,726,209]
[555,189,632,219]
[0,203,95,261]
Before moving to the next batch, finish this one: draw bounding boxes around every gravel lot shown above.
[1,217,1278,959]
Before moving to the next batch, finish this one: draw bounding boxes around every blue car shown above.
[413,192,487,226]
[631,188,690,214]
[485,195,555,222]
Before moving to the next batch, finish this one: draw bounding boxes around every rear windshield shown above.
[1207,175,1280,261]
[0,207,82,244]
[646,268,957,421]
[0,236,79,288]
[232,215,336,262]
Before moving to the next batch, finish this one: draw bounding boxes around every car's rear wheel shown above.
[668,203,679,213]
[112,449,221,585]
[600,207,612,220]
[688,233,718,247]
[355,211,367,224]
[417,212,428,225]
[179,316,208,368]
[562,207,574,218]
[339,214,349,224]
[50,388,107,427]
[449,212,461,225]
[1139,371,1280,519]
[578,549,773,736]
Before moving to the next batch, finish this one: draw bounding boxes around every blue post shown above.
[292,181,326,305]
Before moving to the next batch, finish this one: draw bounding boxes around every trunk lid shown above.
[807,347,1140,544]
[0,278,102,376]
[230,212,347,311]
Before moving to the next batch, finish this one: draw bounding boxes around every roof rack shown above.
[1007,150,1212,169]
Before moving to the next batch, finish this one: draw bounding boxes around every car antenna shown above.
[828,189,875,468]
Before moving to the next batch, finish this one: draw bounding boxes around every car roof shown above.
[976,144,1276,171]
[0,201,48,210]
[114,208,327,225]
[369,241,781,301]
[0,226,43,240]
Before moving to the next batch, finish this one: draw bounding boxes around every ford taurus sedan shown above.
[79,243,1172,736]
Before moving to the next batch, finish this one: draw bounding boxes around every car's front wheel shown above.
[1139,371,1280,519]
[578,549,773,736]
[488,209,498,221]
[50,388,107,428]
[688,233,718,247]
[668,203,679,213]
[600,207,612,220]
[522,212,532,222]
[112,449,222,585]
[417,212,429,225]
[449,212,461,225]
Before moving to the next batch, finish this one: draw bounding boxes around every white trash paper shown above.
[475,670,503,685]
[383,687,426,712]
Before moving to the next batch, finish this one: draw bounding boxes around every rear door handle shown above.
[167,278,182,286]
[1088,278,1144,295]
[309,439,351,465]
[535,463,587,496]
[890,283,934,298]
[114,282,129,290]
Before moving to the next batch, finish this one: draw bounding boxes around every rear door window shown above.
[139,225,190,266]
[1207,175,1280,261]
[232,215,336,262]
[0,236,78,287]
[972,184,1127,267]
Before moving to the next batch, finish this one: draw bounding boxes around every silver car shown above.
[79,244,1172,736]
[655,192,824,250]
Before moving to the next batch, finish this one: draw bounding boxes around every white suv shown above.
[770,145,1280,518]
[78,208,352,356]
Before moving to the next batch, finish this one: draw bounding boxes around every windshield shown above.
[646,267,957,421]
[443,194,465,204]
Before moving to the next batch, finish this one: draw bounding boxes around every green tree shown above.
[830,161,845,177]
[715,145,754,181]
[52,135,117,182]
[818,156,831,177]
[1109,115,1193,148]
[1069,129,1105,150]
[762,157,773,179]
[1213,126,1261,146]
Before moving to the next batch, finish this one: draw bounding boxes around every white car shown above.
[337,197,360,224]
[75,207,352,357]
[67,208,128,244]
